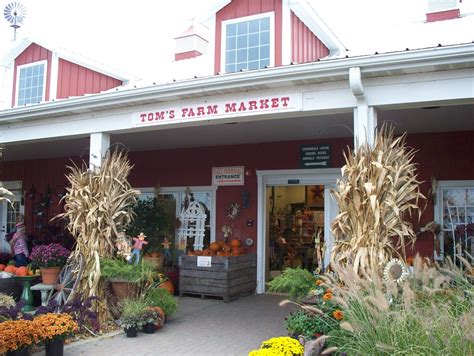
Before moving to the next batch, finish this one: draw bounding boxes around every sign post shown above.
[300,144,331,168]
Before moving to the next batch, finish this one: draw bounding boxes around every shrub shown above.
[100,258,156,284]
[118,298,149,329]
[267,268,315,301]
[145,287,178,316]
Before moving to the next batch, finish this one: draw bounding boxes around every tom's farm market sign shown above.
[131,93,302,127]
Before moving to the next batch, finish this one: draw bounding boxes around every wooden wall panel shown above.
[291,11,329,64]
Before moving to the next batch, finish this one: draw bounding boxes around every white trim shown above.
[138,185,217,243]
[15,60,48,107]
[281,0,292,65]
[49,52,59,101]
[220,12,275,73]
[255,168,340,294]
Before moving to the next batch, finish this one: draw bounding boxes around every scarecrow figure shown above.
[162,237,172,262]
[10,221,29,267]
[115,232,132,261]
[129,232,148,264]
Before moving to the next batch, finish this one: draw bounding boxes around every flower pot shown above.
[143,255,164,271]
[110,281,139,301]
[6,346,31,356]
[142,323,156,334]
[45,339,64,356]
[40,267,61,285]
[124,326,138,338]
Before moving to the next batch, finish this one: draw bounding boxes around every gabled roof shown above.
[0,37,133,83]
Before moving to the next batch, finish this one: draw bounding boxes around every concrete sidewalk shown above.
[63,294,295,356]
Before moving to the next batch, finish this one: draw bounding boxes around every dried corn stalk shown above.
[331,126,424,273]
[54,150,139,323]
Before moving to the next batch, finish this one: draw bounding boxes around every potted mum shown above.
[0,319,40,356]
[33,313,78,356]
[30,244,70,285]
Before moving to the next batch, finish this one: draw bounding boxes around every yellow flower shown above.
[333,310,344,320]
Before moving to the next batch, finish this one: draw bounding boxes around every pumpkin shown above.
[222,244,231,253]
[230,239,241,248]
[187,251,196,256]
[148,306,165,330]
[15,266,28,277]
[209,242,220,252]
[0,264,5,271]
[4,265,17,274]
[158,280,175,295]
[220,252,231,257]
[201,249,212,256]
[193,250,202,256]
[232,247,241,256]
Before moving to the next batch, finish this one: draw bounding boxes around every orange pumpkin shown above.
[232,247,241,256]
[209,242,220,252]
[187,251,195,256]
[201,249,212,256]
[159,280,175,295]
[193,250,202,256]
[0,264,5,271]
[4,265,17,274]
[218,240,225,248]
[220,252,231,257]
[230,239,241,248]
[15,266,28,277]
[222,244,231,253]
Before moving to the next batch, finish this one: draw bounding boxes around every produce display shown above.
[187,238,246,257]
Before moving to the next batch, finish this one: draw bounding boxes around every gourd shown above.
[0,264,5,271]
[4,265,17,274]
[209,242,220,252]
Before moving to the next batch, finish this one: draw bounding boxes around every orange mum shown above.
[315,280,323,286]
[325,289,332,294]
[33,313,78,342]
[333,310,344,320]
[0,319,40,353]
[323,293,332,301]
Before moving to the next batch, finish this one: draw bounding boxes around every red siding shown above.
[12,43,52,106]
[426,9,460,22]
[215,0,282,74]
[56,59,122,99]
[291,11,329,64]
[175,50,203,61]
[2,131,472,258]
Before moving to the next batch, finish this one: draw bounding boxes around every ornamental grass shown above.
[0,319,40,353]
[33,313,79,342]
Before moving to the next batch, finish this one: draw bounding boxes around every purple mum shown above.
[30,243,70,268]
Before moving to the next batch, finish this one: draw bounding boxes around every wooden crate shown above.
[179,254,256,302]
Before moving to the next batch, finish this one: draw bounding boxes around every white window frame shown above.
[15,60,48,106]
[137,186,217,244]
[221,11,275,73]
[434,180,474,261]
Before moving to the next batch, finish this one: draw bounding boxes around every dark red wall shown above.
[291,11,329,63]
[12,43,52,106]
[57,59,122,99]
[215,0,282,74]
[2,131,473,257]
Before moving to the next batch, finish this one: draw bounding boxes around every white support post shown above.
[89,132,110,169]
[349,67,377,148]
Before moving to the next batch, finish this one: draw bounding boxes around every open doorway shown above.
[266,185,325,280]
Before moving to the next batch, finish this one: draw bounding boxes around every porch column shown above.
[89,132,110,169]
[349,67,377,148]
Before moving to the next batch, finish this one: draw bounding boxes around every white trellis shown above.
[177,201,207,251]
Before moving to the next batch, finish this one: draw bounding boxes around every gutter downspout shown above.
[349,66,377,148]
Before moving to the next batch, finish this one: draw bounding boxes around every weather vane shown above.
[3,2,27,41]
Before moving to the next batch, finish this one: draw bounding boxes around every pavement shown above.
[62,294,296,356]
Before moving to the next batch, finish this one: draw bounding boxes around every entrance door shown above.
[0,181,24,253]
[256,169,340,294]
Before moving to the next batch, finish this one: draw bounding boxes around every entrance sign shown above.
[131,93,302,127]
[197,256,212,267]
[300,144,331,168]
[212,166,245,186]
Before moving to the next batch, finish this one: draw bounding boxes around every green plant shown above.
[145,286,178,316]
[267,268,315,301]
[118,298,149,329]
[100,258,156,284]
[126,197,169,254]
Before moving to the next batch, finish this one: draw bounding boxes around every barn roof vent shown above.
[174,19,209,61]
[426,0,460,22]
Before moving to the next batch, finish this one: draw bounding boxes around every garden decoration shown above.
[221,224,232,242]
[161,237,172,263]
[129,233,148,265]
[331,125,425,273]
[9,221,29,267]
[30,243,70,285]
[115,232,132,262]
[226,202,240,220]
[54,150,140,324]
[177,201,206,251]
[382,258,410,284]
[46,252,84,309]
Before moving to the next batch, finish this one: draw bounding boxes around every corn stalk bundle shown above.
[331,126,424,274]
[54,150,139,323]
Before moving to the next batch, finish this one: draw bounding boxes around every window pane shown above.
[260,45,270,59]
[20,68,26,77]
[236,62,247,71]
[249,33,259,47]
[237,49,247,62]
[32,65,38,76]
[227,36,236,50]
[26,66,32,76]
[237,21,248,35]
[249,47,259,61]
[249,19,259,33]
[226,50,236,64]
[226,64,235,73]
[260,31,270,45]
[227,23,236,36]
[260,59,270,68]
[260,17,270,31]
[248,61,259,70]
[237,35,247,48]
[38,65,44,75]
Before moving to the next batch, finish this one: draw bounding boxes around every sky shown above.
[0,0,473,79]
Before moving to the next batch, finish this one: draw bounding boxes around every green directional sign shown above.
[300,144,331,168]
